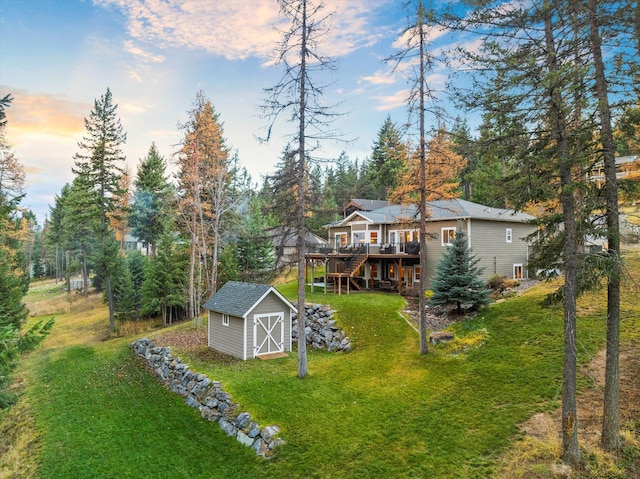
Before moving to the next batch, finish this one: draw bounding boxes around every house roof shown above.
[336,198,534,226]
[343,198,390,213]
[202,281,297,317]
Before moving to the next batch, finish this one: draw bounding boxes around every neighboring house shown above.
[202,281,297,360]
[269,227,329,268]
[123,233,150,256]
[306,198,536,294]
[589,155,639,184]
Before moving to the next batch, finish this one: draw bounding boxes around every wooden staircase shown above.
[343,246,368,291]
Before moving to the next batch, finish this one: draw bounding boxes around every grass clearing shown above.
[2,250,639,478]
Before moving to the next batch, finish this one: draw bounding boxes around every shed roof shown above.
[202,281,296,318]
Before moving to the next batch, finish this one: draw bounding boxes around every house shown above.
[269,227,329,268]
[588,155,640,185]
[202,281,297,360]
[306,198,536,294]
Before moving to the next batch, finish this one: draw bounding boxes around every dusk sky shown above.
[1,0,474,223]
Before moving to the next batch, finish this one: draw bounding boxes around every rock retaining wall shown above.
[292,304,351,352]
[131,337,283,457]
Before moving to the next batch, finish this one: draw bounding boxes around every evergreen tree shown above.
[126,251,147,319]
[368,115,407,199]
[429,229,489,314]
[72,88,126,335]
[0,92,54,409]
[129,143,172,257]
[111,253,136,322]
[140,228,187,325]
[235,195,275,282]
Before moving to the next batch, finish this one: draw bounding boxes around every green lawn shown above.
[7,251,640,478]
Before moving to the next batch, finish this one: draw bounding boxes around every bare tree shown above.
[386,0,442,355]
[261,0,342,378]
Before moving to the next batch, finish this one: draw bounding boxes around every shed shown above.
[202,281,297,360]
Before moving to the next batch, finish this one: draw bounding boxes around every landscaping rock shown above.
[261,425,280,443]
[235,412,251,430]
[236,431,254,447]
[429,331,455,345]
[130,337,282,457]
[292,304,351,352]
[219,418,237,437]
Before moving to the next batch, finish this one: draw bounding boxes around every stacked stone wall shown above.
[131,338,283,457]
[292,304,351,352]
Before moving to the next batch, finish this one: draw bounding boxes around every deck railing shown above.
[306,242,420,255]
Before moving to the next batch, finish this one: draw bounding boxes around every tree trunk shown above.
[188,213,197,320]
[417,0,428,355]
[297,0,309,379]
[587,0,621,450]
[106,272,115,335]
[65,250,70,294]
[82,247,88,299]
[543,0,581,466]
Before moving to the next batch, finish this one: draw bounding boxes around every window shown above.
[335,233,347,248]
[441,227,456,246]
[353,231,365,244]
[506,228,513,243]
[389,264,397,280]
[222,314,229,327]
[513,264,523,280]
[414,266,421,282]
[369,231,378,244]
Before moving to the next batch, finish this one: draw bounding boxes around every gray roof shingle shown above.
[340,198,533,226]
[202,281,274,317]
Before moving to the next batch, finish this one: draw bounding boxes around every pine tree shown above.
[368,115,407,199]
[429,229,489,314]
[140,229,186,325]
[72,88,126,335]
[235,195,275,282]
[130,143,172,257]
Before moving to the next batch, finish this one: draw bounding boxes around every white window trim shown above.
[513,263,523,279]
[506,228,513,243]
[335,232,347,248]
[441,227,456,246]
[413,266,422,283]
[222,313,229,327]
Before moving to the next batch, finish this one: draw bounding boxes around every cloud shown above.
[373,89,410,111]
[1,87,88,141]
[123,40,165,63]
[392,23,449,50]
[94,0,391,61]
[360,70,396,85]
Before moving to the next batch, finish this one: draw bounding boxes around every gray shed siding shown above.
[208,311,246,359]
[246,292,293,357]
[469,220,534,280]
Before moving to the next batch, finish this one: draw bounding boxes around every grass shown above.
[2,251,639,478]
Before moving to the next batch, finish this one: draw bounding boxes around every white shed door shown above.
[253,313,284,356]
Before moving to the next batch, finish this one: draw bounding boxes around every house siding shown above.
[423,219,466,288]
[247,292,292,357]
[208,311,246,359]
[469,220,534,280]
